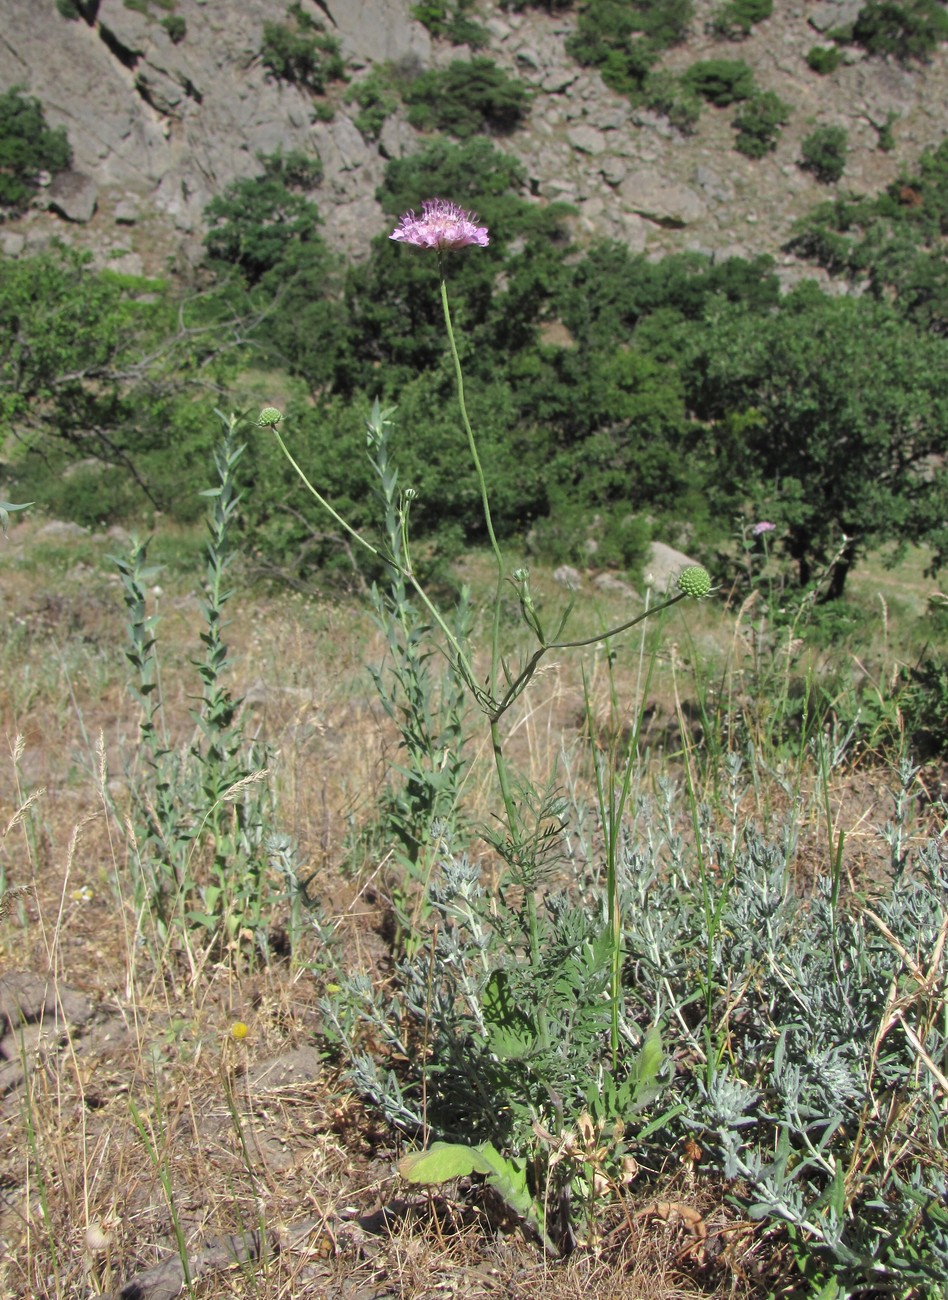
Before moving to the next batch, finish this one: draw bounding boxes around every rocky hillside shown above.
[1,0,946,284]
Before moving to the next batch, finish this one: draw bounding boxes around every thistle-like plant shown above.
[264,198,712,1251]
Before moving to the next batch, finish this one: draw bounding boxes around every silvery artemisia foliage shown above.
[619,772,947,1289]
[324,766,947,1289]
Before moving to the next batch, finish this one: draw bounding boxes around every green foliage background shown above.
[1,82,946,603]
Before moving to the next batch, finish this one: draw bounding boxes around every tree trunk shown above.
[822,539,857,602]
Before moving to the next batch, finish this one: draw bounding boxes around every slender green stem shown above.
[439,269,505,696]
[272,427,380,558]
[271,425,480,692]
[489,590,689,722]
[489,719,520,849]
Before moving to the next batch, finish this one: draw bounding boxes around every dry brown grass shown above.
[0,519,942,1298]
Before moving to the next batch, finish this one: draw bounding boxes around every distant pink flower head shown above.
[390,198,490,251]
[752,521,776,536]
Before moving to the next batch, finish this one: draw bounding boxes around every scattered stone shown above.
[620,170,706,227]
[113,194,141,224]
[378,113,419,161]
[599,154,628,185]
[103,248,144,276]
[593,573,640,600]
[553,565,582,590]
[0,0,942,277]
[45,170,98,223]
[34,520,90,541]
[245,1045,323,1092]
[567,124,607,155]
[541,68,578,94]
[808,1,863,34]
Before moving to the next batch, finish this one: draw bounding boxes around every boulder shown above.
[553,565,582,590]
[619,170,706,227]
[808,1,864,34]
[645,541,701,593]
[45,170,98,223]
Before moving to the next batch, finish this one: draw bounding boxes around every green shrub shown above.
[55,0,82,17]
[345,67,399,141]
[851,0,948,63]
[806,43,844,72]
[161,14,186,43]
[710,0,773,39]
[529,500,652,573]
[566,0,693,97]
[203,150,325,283]
[630,0,694,46]
[681,58,756,106]
[404,58,529,137]
[411,1,489,47]
[0,88,72,218]
[898,653,948,756]
[732,90,791,157]
[641,72,702,133]
[500,0,573,9]
[800,125,849,182]
[260,3,346,94]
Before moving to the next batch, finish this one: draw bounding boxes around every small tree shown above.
[203,151,324,284]
[260,3,346,93]
[685,293,948,598]
[800,125,848,183]
[0,88,71,218]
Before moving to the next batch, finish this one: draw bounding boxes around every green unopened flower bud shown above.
[513,567,529,584]
[256,407,283,428]
[677,565,712,599]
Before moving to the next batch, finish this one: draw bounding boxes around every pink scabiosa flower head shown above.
[390,198,490,252]
[752,521,776,537]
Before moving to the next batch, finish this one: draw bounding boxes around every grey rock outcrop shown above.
[0,0,944,275]
[0,0,426,255]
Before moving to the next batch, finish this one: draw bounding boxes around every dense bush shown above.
[800,125,849,182]
[0,88,72,218]
[682,58,756,106]
[345,67,399,141]
[203,151,325,284]
[806,42,844,72]
[404,58,529,137]
[733,90,791,157]
[411,1,490,47]
[640,72,702,133]
[851,0,948,62]
[899,653,948,756]
[710,0,773,39]
[8,124,946,608]
[787,136,948,330]
[0,247,232,522]
[566,0,693,96]
[260,3,346,93]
